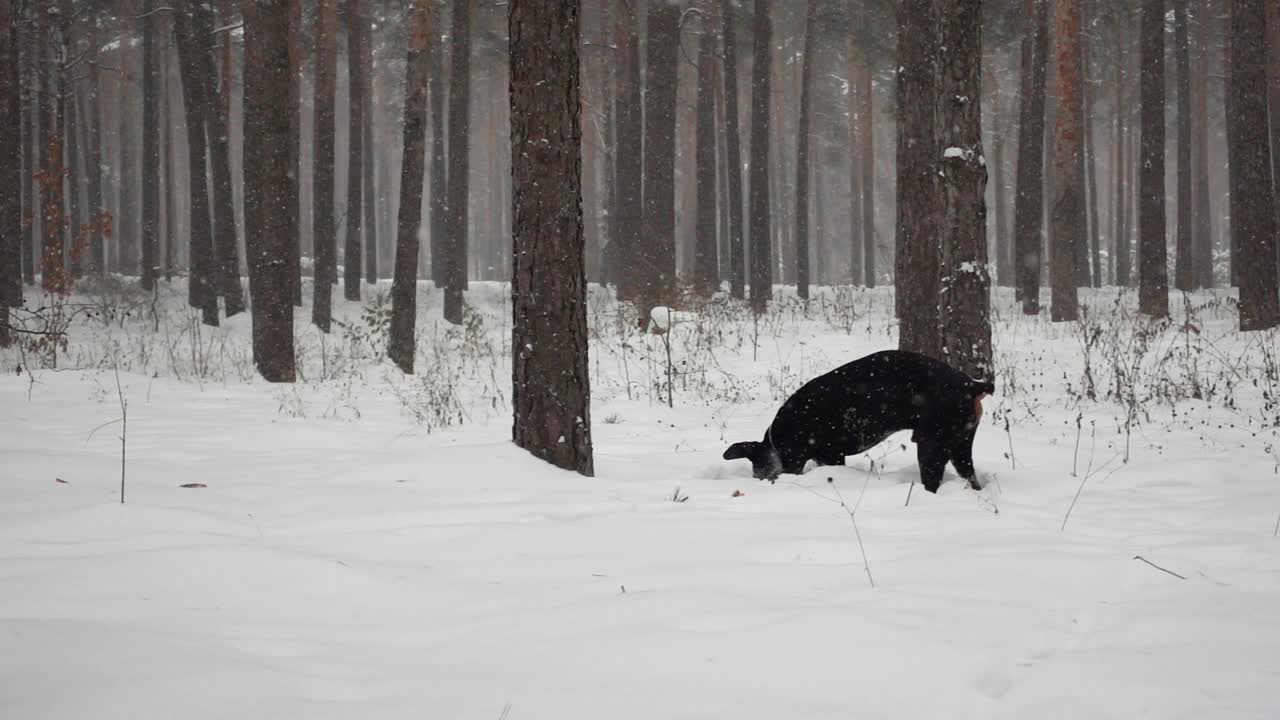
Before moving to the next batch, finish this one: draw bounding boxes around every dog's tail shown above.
[971,378,996,397]
[723,441,782,479]
[723,441,763,462]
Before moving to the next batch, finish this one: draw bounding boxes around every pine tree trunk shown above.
[343,1,364,302]
[311,0,338,331]
[194,2,244,315]
[0,0,19,326]
[288,0,303,305]
[443,0,472,325]
[1013,0,1049,314]
[362,13,378,285]
[746,0,772,313]
[387,0,433,373]
[81,20,105,277]
[1082,7,1101,290]
[693,12,718,298]
[721,0,745,298]
[66,59,83,280]
[242,0,297,382]
[1267,0,1280,236]
[173,5,218,325]
[1229,0,1279,330]
[847,33,863,284]
[1048,0,1083,321]
[1174,0,1194,291]
[793,0,815,301]
[1138,0,1169,318]
[428,11,447,287]
[992,77,1012,287]
[858,36,875,287]
[1111,16,1125,286]
[895,0,941,351]
[509,0,594,476]
[640,0,679,315]
[1192,0,1214,288]
[1072,2,1092,290]
[614,2,642,302]
[140,0,160,290]
[19,6,33,285]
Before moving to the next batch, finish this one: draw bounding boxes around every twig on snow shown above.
[1133,555,1186,580]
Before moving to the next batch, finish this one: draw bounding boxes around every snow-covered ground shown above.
[3,279,1280,719]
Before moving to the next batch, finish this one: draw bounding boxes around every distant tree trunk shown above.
[792,0,815,301]
[1229,0,1279,330]
[194,2,244,315]
[693,11,718,298]
[362,11,378,285]
[387,0,432,373]
[639,0,679,314]
[1013,0,1049,314]
[721,0,745,298]
[140,0,160,290]
[343,0,365,302]
[848,34,864,284]
[1073,2,1092,290]
[858,37,876,287]
[1173,0,1194,291]
[1,0,18,340]
[428,15,447,287]
[242,0,297,382]
[1115,8,1134,287]
[614,1,642,302]
[937,0,991,378]
[1048,0,1082,322]
[39,6,67,294]
[311,0,338,331]
[443,0,472,325]
[895,0,941,354]
[1192,0,1214,288]
[509,0,594,475]
[1138,0,1169,318]
[81,20,105,277]
[66,62,83,279]
[991,71,1011,288]
[288,0,303,305]
[1082,5,1101,289]
[173,5,218,325]
[19,6,33,285]
[746,0,772,313]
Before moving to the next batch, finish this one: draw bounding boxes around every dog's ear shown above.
[723,441,761,461]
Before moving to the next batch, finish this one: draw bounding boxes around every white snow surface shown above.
[3,280,1280,719]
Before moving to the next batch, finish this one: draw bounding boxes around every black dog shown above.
[723,350,994,492]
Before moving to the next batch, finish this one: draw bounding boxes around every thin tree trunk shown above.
[1048,0,1082,321]
[0,0,19,329]
[1192,0,1214,288]
[428,7,447,287]
[694,10,718,297]
[1267,0,1280,236]
[343,0,364,302]
[1014,0,1049,313]
[992,70,1011,287]
[847,32,863,284]
[746,0,772,313]
[613,1,642,302]
[509,0,594,475]
[81,20,105,277]
[139,0,160,289]
[173,3,218,325]
[288,0,303,305]
[39,7,67,294]
[721,0,745,298]
[793,0,815,300]
[362,7,378,285]
[1229,0,1279,330]
[242,0,297,381]
[1112,12,1126,286]
[641,0,679,314]
[19,5,33,285]
[1138,0,1169,317]
[1174,0,1194,291]
[858,31,875,287]
[1082,5,1101,289]
[443,0,472,325]
[311,0,338,331]
[387,0,433,372]
[896,0,941,350]
[66,63,83,279]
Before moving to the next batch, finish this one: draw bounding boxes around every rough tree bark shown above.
[1174,0,1193,292]
[428,12,447,287]
[1138,0,1168,318]
[1192,0,1214,288]
[693,9,718,298]
[641,0,679,315]
[343,0,364,302]
[1013,0,1049,314]
[509,0,594,476]
[1049,0,1082,322]
[443,0,472,325]
[1268,0,1279,235]
[140,0,159,290]
[747,0,772,313]
[613,1,642,302]
[895,0,941,354]
[1229,0,1279,330]
[311,0,338,331]
[20,4,33,284]
[937,0,992,379]
[387,0,432,373]
[721,0,745,298]
[362,11,378,285]
[0,0,18,344]
[242,0,297,382]
[1082,3,1101,289]
[173,4,219,325]
[288,0,303,305]
[793,0,815,300]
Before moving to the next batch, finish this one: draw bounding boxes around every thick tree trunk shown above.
[793,0,815,301]
[1082,6,1101,289]
[140,0,160,290]
[1174,0,1194,292]
[81,20,105,277]
[640,0,679,315]
[173,5,219,325]
[613,2,642,302]
[19,7,33,285]
[1013,0,1049,314]
[1192,0,1214,288]
[194,3,244,315]
[1229,0,1279,330]
[242,0,297,382]
[387,0,433,373]
[1138,0,1169,318]
[1267,0,1280,237]
[311,0,337,331]
[443,0,472,325]
[693,12,718,298]
[857,29,875,287]
[509,0,594,476]
[721,0,745,298]
[39,8,67,294]
[362,12,378,285]
[0,0,19,329]
[895,0,941,352]
[847,33,863,284]
[938,0,992,379]
[343,1,364,302]
[66,57,83,279]
[287,0,303,305]
[746,0,772,313]
[428,15,447,287]
[1049,0,1083,321]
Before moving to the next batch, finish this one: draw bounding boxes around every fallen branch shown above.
[1133,555,1186,580]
